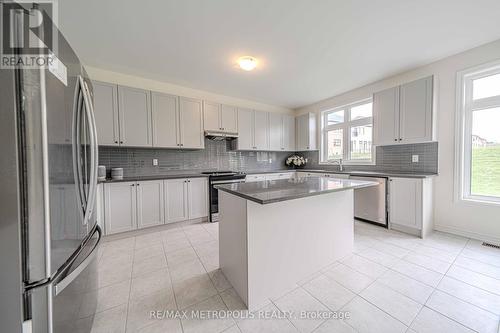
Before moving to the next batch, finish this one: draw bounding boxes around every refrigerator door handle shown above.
[53,225,102,296]
[80,78,98,225]
[72,81,86,219]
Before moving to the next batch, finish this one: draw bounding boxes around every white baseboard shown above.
[434,224,500,245]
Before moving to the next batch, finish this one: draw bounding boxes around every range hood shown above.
[204,130,238,141]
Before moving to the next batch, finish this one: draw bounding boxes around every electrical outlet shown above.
[152,158,158,166]
[412,155,419,163]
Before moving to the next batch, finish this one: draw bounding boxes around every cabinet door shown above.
[237,108,254,150]
[203,101,221,131]
[187,178,208,219]
[164,179,188,223]
[295,113,316,151]
[283,115,296,151]
[136,180,164,228]
[268,112,283,151]
[92,81,119,146]
[151,92,179,148]
[254,111,269,150]
[179,97,204,149]
[399,76,433,144]
[104,182,137,235]
[389,178,422,229]
[220,104,238,133]
[373,86,400,145]
[118,86,152,147]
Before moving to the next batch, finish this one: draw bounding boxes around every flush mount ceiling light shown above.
[238,56,258,71]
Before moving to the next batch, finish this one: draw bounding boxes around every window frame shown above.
[455,60,500,205]
[320,98,375,165]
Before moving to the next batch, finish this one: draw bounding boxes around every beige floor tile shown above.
[426,290,499,333]
[132,254,168,278]
[91,304,128,333]
[237,303,298,333]
[410,307,475,333]
[360,281,422,325]
[129,268,172,300]
[274,287,328,333]
[173,274,218,309]
[126,290,177,333]
[181,294,235,333]
[342,296,407,333]
[302,274,355,311]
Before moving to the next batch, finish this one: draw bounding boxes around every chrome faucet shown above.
[332,159,344,172]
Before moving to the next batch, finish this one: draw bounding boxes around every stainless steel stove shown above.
[202,171,246,222]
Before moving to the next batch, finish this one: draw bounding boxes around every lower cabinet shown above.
[136,180,165,229]
[103,178,208,235]
[104,181,138,235]
[389,177,433,237]
[164,178,188,223]
[164,178,208,223]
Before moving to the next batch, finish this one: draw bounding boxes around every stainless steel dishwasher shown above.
[350,176,388,227]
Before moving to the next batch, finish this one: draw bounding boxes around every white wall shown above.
[86,66,293,114]
[296,39,500,244]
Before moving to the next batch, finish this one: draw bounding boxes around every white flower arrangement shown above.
[285,155,307,168]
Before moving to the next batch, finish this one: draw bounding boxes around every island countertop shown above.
[215,177,377,204]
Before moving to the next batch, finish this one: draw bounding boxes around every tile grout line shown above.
[123,236,136,333]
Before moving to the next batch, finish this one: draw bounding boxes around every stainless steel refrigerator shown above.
[0,4,101,333]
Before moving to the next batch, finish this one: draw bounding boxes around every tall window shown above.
[321,99,374,164]
[457,63,500,203]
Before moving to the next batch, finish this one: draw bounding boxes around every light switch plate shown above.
[412,155,419,163]
[152,158,158,166]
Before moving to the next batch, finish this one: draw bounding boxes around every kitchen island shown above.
[216,176,376,310]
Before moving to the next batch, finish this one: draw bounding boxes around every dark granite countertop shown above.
[98,168,437,184]
[98,172,209,183]
[216,177,377,204]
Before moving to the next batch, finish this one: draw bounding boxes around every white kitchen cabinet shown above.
[204,102,238,134]
[187,178,208,219]
[254,111,269,150]
[283,115,296,151]
[236,108,254,150]
[104,181,137,234]
[151,92,179,148]
[92,81,120,146]
[296,113,317,151]
[399,76,433,144]
[136,180,165,229]
[389,177,433,237]
[235,109,269,151]
[117,86,152,147]
[221,104,238,133]
[373,86,400,145]
[269,112,283,151]
[164,178,208,223]
[268,113,296,151]
[164,178,188,223]
[179,97,204,149]
[373,76,434,146]
[203,101,221,132]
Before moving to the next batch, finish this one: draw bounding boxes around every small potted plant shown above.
[285,154,307,169]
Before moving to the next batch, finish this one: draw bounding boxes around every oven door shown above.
[209,178,245,222]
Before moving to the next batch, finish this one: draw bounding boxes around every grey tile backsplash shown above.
[98,139,291,177]
[98,140,438,177]
[302,142,438,174]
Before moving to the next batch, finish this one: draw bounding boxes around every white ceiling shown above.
[58,0,500,109]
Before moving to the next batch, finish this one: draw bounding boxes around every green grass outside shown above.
[471,145,500,197]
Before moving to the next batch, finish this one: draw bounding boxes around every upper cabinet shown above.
[269,113,296,151]
[373,76,434,146]
[179,97,204,149]
[203,102,238,133]
[92,81,120,146]
[296,112,317,151]
[118,86,153,147]
[236,108,254,150]
[151,92,179,148]
[235,109,270,151]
